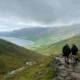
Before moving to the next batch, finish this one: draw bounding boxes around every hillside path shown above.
[53,56,80,80]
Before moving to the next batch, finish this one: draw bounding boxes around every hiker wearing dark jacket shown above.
[71,44,78,64]
[71,44,78,56]
[63,44,71,61]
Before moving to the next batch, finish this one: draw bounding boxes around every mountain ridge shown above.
[0,24,80,45]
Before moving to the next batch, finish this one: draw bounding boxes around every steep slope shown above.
[0,27,47,41]
[6,56,55,80]
[0,39,44,75]
[36,24,80,44]
[12,27,47,41]
[36,34,80,55]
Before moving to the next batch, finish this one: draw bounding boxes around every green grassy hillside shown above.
[24,25,80,52]
[26,34,80,56]
[0,39,44,78]
[6,56,55,80]
[35,34,80,55]
[5,34,80,80]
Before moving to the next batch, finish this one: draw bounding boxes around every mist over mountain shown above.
[0,24,80,44]
[0,0,80,31]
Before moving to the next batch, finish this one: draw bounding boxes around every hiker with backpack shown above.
[62,44,71,62]
[71,44,78,56]
[71,44,78,64]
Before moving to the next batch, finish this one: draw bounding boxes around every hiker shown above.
[62,44,71,62]
[71,44,78,64]
[71,44,78,56]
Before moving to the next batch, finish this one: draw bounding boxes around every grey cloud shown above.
[0,0,80,31]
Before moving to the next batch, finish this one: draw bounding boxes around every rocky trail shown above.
[4,56,80,80]
[53,56,80,80]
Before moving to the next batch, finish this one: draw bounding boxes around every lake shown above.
[0,37,35,46]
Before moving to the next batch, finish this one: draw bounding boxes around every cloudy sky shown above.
[0,0,80,31]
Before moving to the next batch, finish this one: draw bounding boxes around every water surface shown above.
[0,37,35,46]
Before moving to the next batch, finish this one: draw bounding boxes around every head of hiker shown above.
[62,44,71,61]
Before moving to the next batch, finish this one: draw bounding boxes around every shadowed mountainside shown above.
[0,39,44,76]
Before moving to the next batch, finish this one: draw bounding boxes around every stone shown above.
[53,77,58,80]
[60,70,69,77]
[55,57,65,64]
[54,56,80,80]
[65,76,72,80]
[26,62,32,65]
[58,65,65,70]
[58,76,64,80]
[66,68,73,72]
[38,70,45,76]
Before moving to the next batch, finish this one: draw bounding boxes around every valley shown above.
[1,24,80,45]
[0,24,80,80]
[0,24,80,45]
[3,34,80,80]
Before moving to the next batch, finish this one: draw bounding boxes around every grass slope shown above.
[0,39,44,77]
[6,56,55,80]
[36,34,80,55]
[25,25,80,51]
[5,35,80,80]
[35,25,80,44]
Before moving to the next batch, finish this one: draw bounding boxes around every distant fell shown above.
[0,24,80,44]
